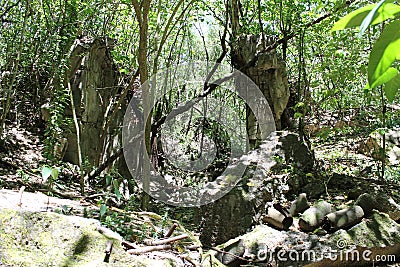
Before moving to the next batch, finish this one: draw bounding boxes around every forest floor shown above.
[0,125,46,189]
[0,124,84,201]
[0,112,399,244]
[1,112,399,206]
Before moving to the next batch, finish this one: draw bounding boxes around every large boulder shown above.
[195,187,257,247]
[0,208,182,266]
[355,192,400,221]
[0,189,200,266]
[275,131,314,172]
[63,36,123,167]
[195,131,314,246]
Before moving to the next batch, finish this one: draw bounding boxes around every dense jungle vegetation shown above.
[0,0,400,265]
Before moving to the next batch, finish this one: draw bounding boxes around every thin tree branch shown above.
[143,233,189,246]
[97,69,140,164]
[239,0,356,71]
[87,131,143,182]
[203,0,229,89]
[0,2,19,20]
[153,0,196,74]
[276,0,355,51]
[131,0,142,27]
[193,23,209,62]
[257,0,266,48]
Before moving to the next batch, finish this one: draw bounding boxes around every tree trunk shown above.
[63,37,122,183]
[231,34,290,138]
[132,0,152,210]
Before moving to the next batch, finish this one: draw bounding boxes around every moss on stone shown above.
[0,208,183,266]
[330,210,400,248]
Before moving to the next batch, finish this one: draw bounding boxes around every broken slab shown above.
[0,208,189,266]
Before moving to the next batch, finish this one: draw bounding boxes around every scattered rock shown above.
[301,183,325,199]
[322,205,364,232]
[356,192,400,221]
[289,193,310,216]
[275,131,315,172]
[299,201,333,232]
[354,193,380,216]
[375,193,400,221]
[195,187,256,247]
[204,210,400,267]
[327,173,355,189]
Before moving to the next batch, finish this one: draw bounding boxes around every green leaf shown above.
[106,175,112,186]
[113,179,121,201]
[247,181,255,187]
[367,67,398,88]
[359,0,387,37]
[100,204,107,217]
[41,166,52,182]
[384,73,400,102]
[51,168,59,180]
[62,205,68,213]
[119,68,129,74]
[368,20,400,86]
[294,112,303,119]
[331,2,400,32]
[114,187,122,201]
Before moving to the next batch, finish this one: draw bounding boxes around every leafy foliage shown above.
[331,2,400,32]
[1,0,399,216]
[332,0,400,102]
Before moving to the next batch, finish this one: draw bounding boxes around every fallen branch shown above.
[122,240,139,250]
[97,226,122,240]
[35,187,81,199]
[103,240,113,263]
[183,255,202,267]
[83,193,108,199]
[165,223,178,238]
[185,244,200,251]
[127,244,171,254]
[17,186,25,207]
[143,234,189,246]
